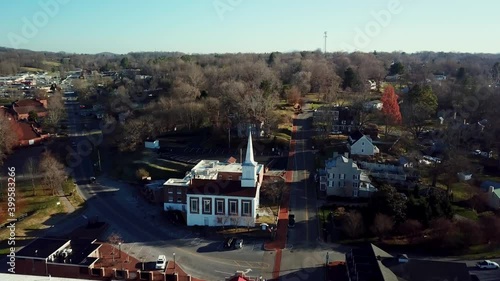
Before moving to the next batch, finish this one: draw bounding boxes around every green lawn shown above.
[110,149,193,181]
[454,244,500,260]
[450,182,474,202]
[452,205,479,221]
[62,180,85,208]
[0,181,67,254]
[20,66,44,72]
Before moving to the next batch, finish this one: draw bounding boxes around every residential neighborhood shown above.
[1,2,500,281]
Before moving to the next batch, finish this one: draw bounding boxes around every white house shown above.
[348,131,379,156]
[481,181,500,209]
[319,153,377,198]
[363,100,383,111]
[163,128,264,227]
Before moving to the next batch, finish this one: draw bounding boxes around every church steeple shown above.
[241,126,258,187]
[243,126,256,166]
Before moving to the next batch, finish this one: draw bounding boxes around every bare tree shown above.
[45,91,66,129]
[291,71,312,95]
[171,79,201,101]
[342,210,365,239]
[244,216,255,232]
[0,113,17,166]
[39,152,67,196]
[230,216,241,228]
[285,86,302,105]
[24,157,38,196]
[107,232,124,262]
[370,213,394,239]
[261,179,288,206]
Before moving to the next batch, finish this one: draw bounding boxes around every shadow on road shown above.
[196,242,224,253]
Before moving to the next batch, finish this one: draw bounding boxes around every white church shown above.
[164,128,265,227]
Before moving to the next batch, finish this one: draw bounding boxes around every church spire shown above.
[243,126,256,166]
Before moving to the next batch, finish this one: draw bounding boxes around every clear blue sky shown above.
[0,0,498,54]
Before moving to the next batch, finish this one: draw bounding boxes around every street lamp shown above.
[118,242,122,258]
[173,253,176,270]
[326,252,329,266]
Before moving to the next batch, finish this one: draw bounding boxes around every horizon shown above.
[1,0,499,55]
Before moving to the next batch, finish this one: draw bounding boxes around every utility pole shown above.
[324,31,327,57]
[97,149,102,171]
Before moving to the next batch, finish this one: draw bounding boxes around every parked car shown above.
[155,255,166,270]
[288,214,295,228]
[476,260,499,269]
[234,239,243,249]
[223,237,235,249]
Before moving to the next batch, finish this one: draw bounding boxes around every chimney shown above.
[489,186,495,193]
[344,152,349,158]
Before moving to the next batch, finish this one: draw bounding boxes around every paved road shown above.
[276,108,343,280]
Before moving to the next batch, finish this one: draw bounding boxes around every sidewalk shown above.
[264,118,297,279]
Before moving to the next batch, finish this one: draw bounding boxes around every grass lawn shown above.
[256,204,279,225]
[62,180,85,208]
[456,244,500,260]
[20,66,44,72]
[274,125,292,147]
[452,205,479,221]
[450,182,474,202]
[110,149,192,181]
[0,181,67,254]
[42,60,61,67]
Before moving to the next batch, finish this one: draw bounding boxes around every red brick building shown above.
[1,107,49,147]
[11,99,48,120]
[15,238,203,281]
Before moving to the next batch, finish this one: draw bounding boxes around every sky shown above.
[0,0,499,54]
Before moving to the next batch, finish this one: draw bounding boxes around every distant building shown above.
[11,99,48,120]
[1,107,49,147]
[363,100,383,111]
[313,106,358,134]
[348,131,379,156]
[480,181,500,209]
[320,152,376,198]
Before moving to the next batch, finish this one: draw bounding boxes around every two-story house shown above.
[313,106,358,134]
[320,153,376,198]
[347,131,379,156]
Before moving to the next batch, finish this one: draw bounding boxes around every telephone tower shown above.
[324,31,327,57]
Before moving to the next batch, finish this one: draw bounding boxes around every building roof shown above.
[12,99,47,115]
[346,244,471,281]
[480,180,500,191]
[16,238,69,259]
[348,131,366,145]
[67,239,101,265]
[384,258,471,281]
[16,238,101,266]
[0,273,97,281]
[14,121,40,141]
[187,179,258,197]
